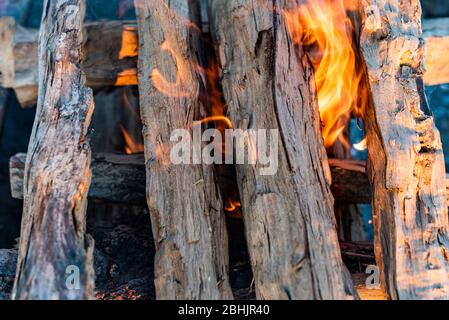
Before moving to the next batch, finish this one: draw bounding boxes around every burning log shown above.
[208,0,356,299]
[134,0,232,299]
[10,153,146,204]
[359,0,449,299]
[12,0,95,299]
[0,16,137,107]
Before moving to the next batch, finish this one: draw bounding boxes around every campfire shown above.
[0,0,449,302]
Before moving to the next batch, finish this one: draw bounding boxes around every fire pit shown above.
[0,0,449,302]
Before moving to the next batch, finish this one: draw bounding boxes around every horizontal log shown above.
[328,159,371,204]
[10,153,449,205]
[10,153,146,204]
[0,17,137,107]
[1,16,447,107]
[422,18,449,86]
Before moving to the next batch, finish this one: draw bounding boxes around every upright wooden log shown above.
[208,0,356,299]
[359,0,449,299]
[134,0,232,299]
[12,0,95,299]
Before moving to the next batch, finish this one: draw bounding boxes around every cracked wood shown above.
[12,0,95,300]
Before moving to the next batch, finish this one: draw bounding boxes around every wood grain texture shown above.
[208,0,356,300]
[359,0,449,299]
[12,0,95,300]
[134,0,232,300]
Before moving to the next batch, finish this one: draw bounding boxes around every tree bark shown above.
[208,0,356,299]
[12,0,95,300]
[0,17,137,107]
[134,0,232,299]
[359,0,449,299]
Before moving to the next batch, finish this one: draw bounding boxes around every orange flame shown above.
[194,116,233,129]
[120,125,144,154]
[224,198,241,212]
[283,0,366,149]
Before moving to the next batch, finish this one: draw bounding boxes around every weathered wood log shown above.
[208,0,356,299]
[134,0,232,299]
[12,0,95,300]
[0,16,137,107]
[10,153,146,204]
[359,0,449,299]
[2,15,449,108]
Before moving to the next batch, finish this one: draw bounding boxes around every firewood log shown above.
[208,0,356,299]
[0,17,137,107]
[359,0,449,299]
[10,153,146,204]
[12,0,95,299]
[134,0,232,299]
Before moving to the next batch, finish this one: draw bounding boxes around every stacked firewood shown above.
[1,0,449,301]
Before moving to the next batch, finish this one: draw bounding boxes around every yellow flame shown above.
[283,0,367,149]
[118,26,138,60]
[353,137,367,151]
[224,198,241,212]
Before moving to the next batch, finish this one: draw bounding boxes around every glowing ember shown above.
[283,0,367,149]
